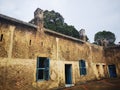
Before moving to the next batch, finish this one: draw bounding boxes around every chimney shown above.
[34,8,44,29]
[79,29,86,41]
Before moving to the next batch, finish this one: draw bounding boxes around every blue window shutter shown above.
[45,58,50,80]
[85,68,87,75]
[83,68,86,75]
[79,60,87,75]
[79,61,82,75]
[80,68,83,75]
[83,60,86,67]
[37,57,39,68]
[36,57,39,81]
[81,60,85,67]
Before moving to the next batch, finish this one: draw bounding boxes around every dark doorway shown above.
[96,65,101,78]
[108,65,117,78]
[103,65,108,77]
[65,64,72,84]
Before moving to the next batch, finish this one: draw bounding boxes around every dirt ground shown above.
[58,78,120,90]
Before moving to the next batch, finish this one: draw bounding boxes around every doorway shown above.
[103,65,107,77]
[108,65,117,78]
[96,65,101,78]
[65,64,72,84]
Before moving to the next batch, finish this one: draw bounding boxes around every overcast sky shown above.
[0,0,120,43]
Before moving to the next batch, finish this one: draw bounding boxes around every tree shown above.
[94,30,116,46]
[43,10,80,39]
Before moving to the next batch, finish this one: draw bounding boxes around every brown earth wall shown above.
[0,20,117,90]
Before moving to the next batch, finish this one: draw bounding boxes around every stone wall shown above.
[0,17,119,90]
[0,22,11,57]
[104,46,120,77]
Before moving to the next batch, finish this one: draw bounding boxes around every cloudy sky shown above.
[0,0,120,43]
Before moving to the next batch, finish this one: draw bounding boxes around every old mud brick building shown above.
[0,8,120,90]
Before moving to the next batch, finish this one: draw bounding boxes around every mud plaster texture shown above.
[0,16,120,90]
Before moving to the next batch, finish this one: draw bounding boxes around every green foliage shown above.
[94,30,116,45]
[43,10,80,39]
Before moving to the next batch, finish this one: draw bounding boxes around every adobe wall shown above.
[104,47,120,77]
[0,20,111,90]
[0,21,11,57]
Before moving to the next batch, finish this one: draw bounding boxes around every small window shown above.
[36,57,50,81]
[29,40,31,45]
[79,60,87,75]
[0,34,3,42]
[41,42,44,46]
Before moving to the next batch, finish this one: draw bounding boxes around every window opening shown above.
[29,40,31,45]
[79,60,87,75]
[36,57,50,81]
[0,34,3,41]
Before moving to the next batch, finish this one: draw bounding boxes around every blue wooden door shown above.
[108,65,117,78]
[65,64,72,84]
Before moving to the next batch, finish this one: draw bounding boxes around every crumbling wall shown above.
[91,44,105,63]
[105,46,120,77]
[0,22,11,57]
[0,20,60,90]
[12,25,37,59]
[0,20,109,90]
[104,47,120,63]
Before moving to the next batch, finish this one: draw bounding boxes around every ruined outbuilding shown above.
[0,8,120,90]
